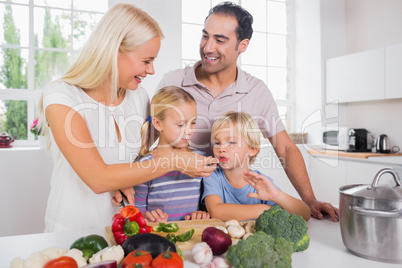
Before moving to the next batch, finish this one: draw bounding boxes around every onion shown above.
[201,227,232,255]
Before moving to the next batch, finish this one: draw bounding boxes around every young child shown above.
[202,111,311,222]
[134,86,212,222]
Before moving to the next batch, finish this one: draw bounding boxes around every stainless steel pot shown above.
[339,168,402,263]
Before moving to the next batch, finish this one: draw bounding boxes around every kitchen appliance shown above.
[346,128,373,152]
[322,127,349,150]
[0,132,16,148]
[376,134,391,153]
[322,127,373,152]
[339,168,402,263]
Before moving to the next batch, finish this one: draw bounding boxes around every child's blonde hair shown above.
[211,111,260,164]
[138,86,196,159]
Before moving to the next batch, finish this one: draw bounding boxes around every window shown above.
[0,0,107,146]
[181,0,293,130]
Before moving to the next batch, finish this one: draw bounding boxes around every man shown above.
[157,2,339,221]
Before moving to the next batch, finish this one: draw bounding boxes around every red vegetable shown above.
[44,256,78,268]
[122,250,153,268]
[112,213,129,245]
[151,251,183,268]
[201,227,232,255]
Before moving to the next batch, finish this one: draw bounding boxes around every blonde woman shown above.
[40,3,217,232]
[203,112,310,222]
[134,86,210,222]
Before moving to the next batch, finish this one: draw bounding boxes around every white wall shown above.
[321,0,402,148]
[0,148,53,236]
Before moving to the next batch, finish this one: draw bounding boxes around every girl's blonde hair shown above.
[138,86,196,159]
[211,111,260,164]
[38,3,163,143]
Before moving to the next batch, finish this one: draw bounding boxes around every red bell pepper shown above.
[112,213,129,245]
[112,206,153,245]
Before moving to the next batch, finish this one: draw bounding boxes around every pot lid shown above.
[339,168,402,201]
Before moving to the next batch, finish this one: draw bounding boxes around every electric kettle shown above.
[376,134,391,153]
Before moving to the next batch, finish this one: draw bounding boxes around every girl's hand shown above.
[144,209,168,223]
[244,171,280,201]
[184,210,211,220]
[153,150,218,178]
[111,187,135,206]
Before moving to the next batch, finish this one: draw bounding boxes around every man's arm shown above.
[268,130,339,222]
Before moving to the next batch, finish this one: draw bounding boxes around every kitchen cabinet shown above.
[386,43,402,99]
[309,155,347,206]
[326,47,385,103]
[308,153,395,206]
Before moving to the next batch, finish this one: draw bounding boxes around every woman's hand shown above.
[111,187,135,206]
[153,150,219,177]
[144,209,168,223]
[184,210,210,220]
[243,171,280,201]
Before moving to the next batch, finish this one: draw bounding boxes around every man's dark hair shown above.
[206,1,253,41]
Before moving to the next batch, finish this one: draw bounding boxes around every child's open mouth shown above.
[219,157,228,162]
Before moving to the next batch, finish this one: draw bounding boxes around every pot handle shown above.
[369,168,402,189]
[350,205,401,218]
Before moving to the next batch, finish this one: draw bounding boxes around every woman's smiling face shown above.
[117,36,161,90]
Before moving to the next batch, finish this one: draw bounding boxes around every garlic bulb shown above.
[242,233,253,240]
[244,220,256,233]
[214,225,229,234]
[192,242,213,265]
[212,257,231,268]
[224,219,240,228]
[227,224,246,238]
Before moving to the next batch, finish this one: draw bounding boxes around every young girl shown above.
[202,112,311,222]
[134,86,211,222]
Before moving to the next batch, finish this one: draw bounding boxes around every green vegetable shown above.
[154,222,179,233]
[255,205,310,252]
[176,229,194,242]
[124,218,140,236]
[165,233,177,243]
[226,231,293,268]
[70,234,109,261]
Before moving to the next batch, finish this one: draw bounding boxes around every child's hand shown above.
[144,209,169,223]
[243,171,280,201]
[184,211,211,220]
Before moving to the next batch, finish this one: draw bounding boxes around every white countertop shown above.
[0,217,400,268]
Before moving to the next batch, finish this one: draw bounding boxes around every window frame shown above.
[0,0,105,147]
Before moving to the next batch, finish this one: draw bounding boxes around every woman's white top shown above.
[43,81,149,232]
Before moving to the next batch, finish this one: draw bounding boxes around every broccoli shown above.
[255,205,310,252]
[226,231,293,268]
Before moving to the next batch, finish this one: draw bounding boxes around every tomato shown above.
[151,252,183,268]
[44,256,78,268]
[125,264,151,268]
[120,206,141,219]
[122,250,153,268]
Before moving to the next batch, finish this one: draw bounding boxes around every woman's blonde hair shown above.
[62,3,163,99]
[38,3,163,143]
[138,86,196,159]
[211,111,260,164]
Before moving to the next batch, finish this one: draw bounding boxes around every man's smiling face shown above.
[199,14,243,75]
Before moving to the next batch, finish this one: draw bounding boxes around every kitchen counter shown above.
[1,218,401,267]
